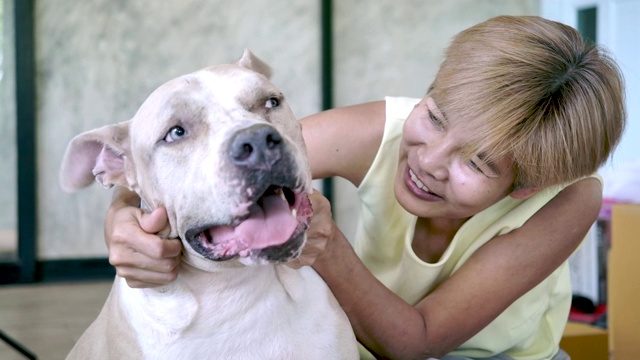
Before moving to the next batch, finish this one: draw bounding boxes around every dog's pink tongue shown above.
[209,194,297,254]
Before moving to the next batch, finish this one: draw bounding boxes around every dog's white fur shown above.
[59,50,358,359]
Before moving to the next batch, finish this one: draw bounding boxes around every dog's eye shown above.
[164,126,186,143]
[265,97,279,109]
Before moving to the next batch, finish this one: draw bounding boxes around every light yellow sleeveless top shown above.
[354,97,600,359]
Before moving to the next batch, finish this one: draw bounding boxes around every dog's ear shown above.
[59,121,132,192]
[235,49,273,79]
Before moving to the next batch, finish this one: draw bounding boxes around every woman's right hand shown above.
[104,188,182,288]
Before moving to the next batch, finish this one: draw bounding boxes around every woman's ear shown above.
[509,187,540,200]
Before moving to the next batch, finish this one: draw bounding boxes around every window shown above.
[577,6,597,45]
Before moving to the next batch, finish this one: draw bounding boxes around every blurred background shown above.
[0,0,638,283]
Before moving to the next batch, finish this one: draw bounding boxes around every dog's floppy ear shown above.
[59,121,132,192]
[235,49,273,79]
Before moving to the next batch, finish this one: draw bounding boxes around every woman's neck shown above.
[411,217,468,263]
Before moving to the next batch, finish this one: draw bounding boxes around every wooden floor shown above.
[0,280,112,360]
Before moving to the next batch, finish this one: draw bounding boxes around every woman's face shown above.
[395,96,517,220]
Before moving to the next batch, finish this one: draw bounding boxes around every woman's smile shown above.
[405,168,443,201]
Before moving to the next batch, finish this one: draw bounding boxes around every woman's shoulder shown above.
[301,101,387,185]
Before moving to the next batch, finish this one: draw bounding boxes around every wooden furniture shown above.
[608,204,640,359]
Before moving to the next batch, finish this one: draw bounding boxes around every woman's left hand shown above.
[287,189,335,269]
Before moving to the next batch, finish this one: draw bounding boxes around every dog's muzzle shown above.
[184,124,313,263]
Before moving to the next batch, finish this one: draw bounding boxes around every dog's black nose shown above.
[230,124,283,169]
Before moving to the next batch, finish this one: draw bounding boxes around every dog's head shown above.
[59,49,313,268]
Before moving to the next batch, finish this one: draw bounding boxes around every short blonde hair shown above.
[429,16,626,189]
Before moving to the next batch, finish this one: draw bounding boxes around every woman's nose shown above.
[417,143,450,181]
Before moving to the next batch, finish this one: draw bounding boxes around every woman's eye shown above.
[468,157,498,177]
[164,126,186,143]
[265,97,279,109]
[429,111,444,129]
[468,159,481,171]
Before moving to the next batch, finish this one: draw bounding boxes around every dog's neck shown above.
[181,251,247,272]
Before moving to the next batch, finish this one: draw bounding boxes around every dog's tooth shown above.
[291,209,297,217]
[278,188,286,201]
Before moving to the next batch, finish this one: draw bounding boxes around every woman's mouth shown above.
[407,169,442,200]
[410,169,430,192]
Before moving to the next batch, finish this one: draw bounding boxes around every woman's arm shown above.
[311,177,602,358]
[302,101,386,185]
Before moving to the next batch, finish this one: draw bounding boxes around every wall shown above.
[0,0,17,252]
[37,0,321,258]
[35,0,539,259]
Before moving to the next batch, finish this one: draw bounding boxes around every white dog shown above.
[59,50,358,360]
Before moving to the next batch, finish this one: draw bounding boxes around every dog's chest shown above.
[119,266,346,359]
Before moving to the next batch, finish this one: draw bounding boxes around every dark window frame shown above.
[0,0,36,284]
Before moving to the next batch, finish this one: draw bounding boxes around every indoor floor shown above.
[0,280,112,360]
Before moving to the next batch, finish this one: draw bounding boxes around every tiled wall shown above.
[34,0,538,259]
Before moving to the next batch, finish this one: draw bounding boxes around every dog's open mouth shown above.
[188,185,313,261]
